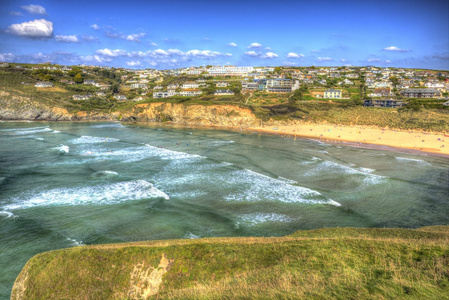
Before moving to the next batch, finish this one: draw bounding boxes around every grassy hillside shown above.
[12,226,449,299]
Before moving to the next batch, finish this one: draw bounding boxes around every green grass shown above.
[11,226,449,299]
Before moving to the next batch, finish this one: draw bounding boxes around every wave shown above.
[0,210,17,218]
[94,170,119,176]
[223,169,340,206]
[144,144,203,161]
[71,136,120,144]
[209,140,235,145]
[395,157,431,165]
[184,232,200,239]
[55,144,70,154]
[0,126,53,136]
[90,123,124,128]
[308,161,387,184]
[4,180,169,210]
[52,130,61,133]
[239,213,293,226]
[67,238,84,246]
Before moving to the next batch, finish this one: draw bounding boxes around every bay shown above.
[1,121,448,299]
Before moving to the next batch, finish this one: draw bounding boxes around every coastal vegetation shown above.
[12,226,449,299]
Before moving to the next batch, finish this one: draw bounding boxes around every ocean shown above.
[1,121,448,298]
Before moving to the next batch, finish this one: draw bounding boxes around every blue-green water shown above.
[1,121,448,298]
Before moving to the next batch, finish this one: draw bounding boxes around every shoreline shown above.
[2,119,449,157]
[244,123,449,157]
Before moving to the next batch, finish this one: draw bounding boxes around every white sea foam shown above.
[309,161,386,184]
[4,180,169,210]
[71,136,120,144]
[67,238,84,246]
[55,144,70,154]
[144,144,203,160]
[0,210,17,218]
[278,176,298,184]
[223,169,339,205]
[239,213,294,226]
[0,126,53,135]
[184,232,200,239]
[52,130,61,133]
[90,123,124,128]
[97,170,119,176]
[395,157,431,165]
[0,177,5,184]
[210,140,235,145]
[35,137,44,141]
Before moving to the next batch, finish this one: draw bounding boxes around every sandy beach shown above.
[246,123,449,157]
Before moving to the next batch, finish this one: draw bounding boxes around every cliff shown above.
[11,226,449,299]
[0,92,258,127]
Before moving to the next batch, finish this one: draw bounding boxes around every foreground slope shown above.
[11,226,449,299]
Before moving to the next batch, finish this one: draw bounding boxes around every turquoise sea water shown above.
[1,121,448,298]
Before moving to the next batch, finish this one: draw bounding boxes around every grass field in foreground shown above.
[12,226,449,299]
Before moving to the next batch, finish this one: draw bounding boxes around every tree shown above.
[390,76,399,88]
[74,73,83,84]
[289,89,303,106]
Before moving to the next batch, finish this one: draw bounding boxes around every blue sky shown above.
[1,0,448,69]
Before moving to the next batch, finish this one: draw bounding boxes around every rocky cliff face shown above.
[121,103,259,127]
[0,92,258,127]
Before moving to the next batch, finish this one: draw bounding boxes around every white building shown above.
[153,90,177,98]
[179,89,202,96]
[181,82,199,89]
[35,81,53,88]
[208,66,254,77]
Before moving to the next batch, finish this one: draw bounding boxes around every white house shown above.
[179,89,202,96]
[35,81,53,88]
[216,82,229,87]
[214,89,234,96]
[324,89,342,99]
[113,95,127,101]
[181,82,199,89]
[153,90,177,98]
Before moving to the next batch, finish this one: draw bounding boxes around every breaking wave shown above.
[4,180,169,210]
[71,136,120,144]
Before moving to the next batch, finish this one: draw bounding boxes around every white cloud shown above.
[126,60,141,67]
[95,48,128,57]
[153,49,169,56]
[55,35,79,43]
[367,58,381,62]
[385,60,391,63]
[91,24,100,30]
[80,55,110,63]
[9,11,23,16]
[227,42,237,47]
[0,53,15,62]
[21,5,47,15]
[126,33,146,42]
[287,52,304,58]
[82,35,98,42]
[150,42,158,46]
[262,52,278,59]
[248,43,262,48]
[317,57,333,62]
[7,19,53,38]
[245,51,259,57]
[186,50,224,58]
[340,58,348,62]
[383,46,409,52]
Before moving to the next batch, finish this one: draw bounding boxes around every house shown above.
[95,92,106,97]
[35,81,53,88]
[364,99,403,108]
[153,90,177,98]
[265,79,300,93]
[369,88,392,97]
[179,89,202,96]
[241,81,260,91]
[181,82,199,89]
[84,80,96,85]
[324,89,342,99]
[338,79,354,85]
[113,95,128,101]
[214,89,234,96]
[400,88,441,98]
[443,100,449,106]
[72,95,89,100]
[216,82,229,87]
[153,85,163,90]
[167,84,179,89]
[130,83,147,89]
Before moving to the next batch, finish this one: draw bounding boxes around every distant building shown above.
[364,99,403,108]
[153,90,177,98]
[35,81,53,88]
[214,89,234,96]
[181,82,199,89]
[216,82,229,87]
[84,80,96,85]
[241,81,260,91]
[130,83,147,89]
[400,88,441,98]
[179,89,202,96]
[208,66,254,77]
[113,95,127,101]
[324,89,342,99]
